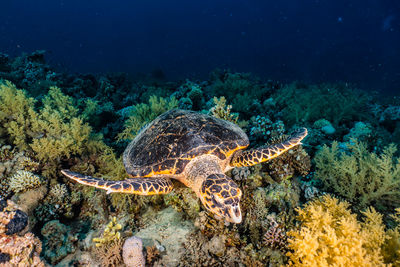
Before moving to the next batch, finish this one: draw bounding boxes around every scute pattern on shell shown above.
[123,109,249,177]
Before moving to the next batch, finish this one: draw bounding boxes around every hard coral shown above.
[263,217,288,251]
[249,115,285,142]
[8,170,42,193]
[315,140,400,210]
[287,195,387,267]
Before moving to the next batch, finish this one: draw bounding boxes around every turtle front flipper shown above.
[230,128,308,167]
[61,170,173,195]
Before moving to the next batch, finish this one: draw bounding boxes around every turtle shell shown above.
[123,109,249,178]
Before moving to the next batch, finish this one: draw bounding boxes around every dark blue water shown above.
[1,0,399,93]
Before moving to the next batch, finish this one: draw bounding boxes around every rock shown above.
[135,207,195,266]
[6,210,28,235]
[207,235,226,257]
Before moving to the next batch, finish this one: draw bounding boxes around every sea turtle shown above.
[62,109,307,223]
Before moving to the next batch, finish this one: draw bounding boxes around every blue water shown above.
[1,0,399,93]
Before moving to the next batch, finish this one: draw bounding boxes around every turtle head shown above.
[199,174,242,223]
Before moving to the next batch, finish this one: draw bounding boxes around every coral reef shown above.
[0,201,45,266]
[41,220,77,264]
[287,195,387,266]
[122,236,145,267]
[315,140,400,211]
[273,82,370,128]
[1,51,399,266]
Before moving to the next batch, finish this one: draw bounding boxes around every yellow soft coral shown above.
[93,217,122,247]
[287,195,387,267]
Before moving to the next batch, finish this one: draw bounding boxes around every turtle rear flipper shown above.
[61,170,173,195]
[230,128,307,167]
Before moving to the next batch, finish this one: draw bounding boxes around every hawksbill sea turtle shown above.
[62,109,307,223]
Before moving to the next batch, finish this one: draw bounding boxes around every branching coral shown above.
[93,216,122,247]
[8,170,42,193]
[263,217,287,251]
[315,140,400,210]
[287,195,387,266]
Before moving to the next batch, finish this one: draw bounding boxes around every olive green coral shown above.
[118,95,178,142]
[315,140,400,210]
[0,81,93,164]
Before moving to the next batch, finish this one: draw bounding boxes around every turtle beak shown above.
[227,205,242,224]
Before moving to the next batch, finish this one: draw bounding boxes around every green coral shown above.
[315,140,400,210]
[118,95,178,142]
[210,72,265,117]
[0,80,37,149]
[8,170,42,193]
[0,80,116,179]
[273,82,369,127]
